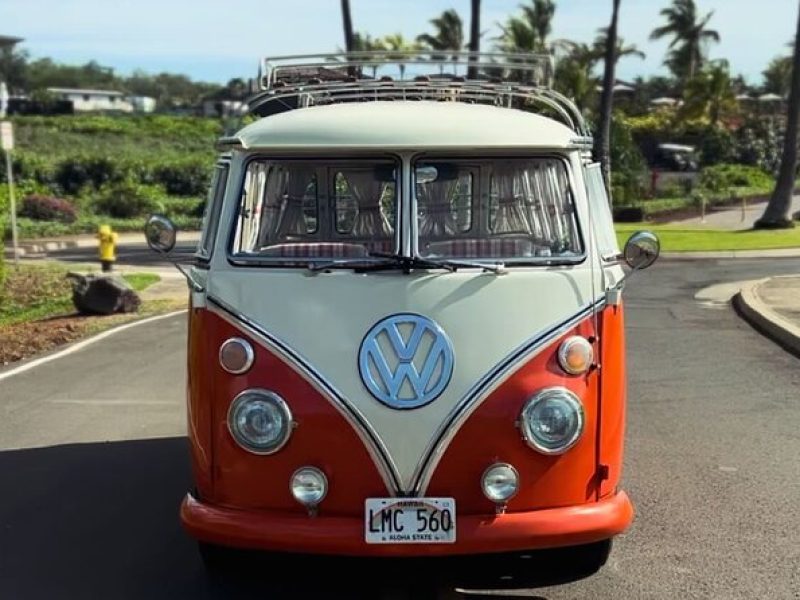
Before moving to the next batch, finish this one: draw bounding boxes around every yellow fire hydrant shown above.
[97,224,118,272]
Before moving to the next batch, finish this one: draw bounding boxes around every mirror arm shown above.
[154,248,205,292]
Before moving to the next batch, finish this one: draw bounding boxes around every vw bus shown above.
[145,51,660,582]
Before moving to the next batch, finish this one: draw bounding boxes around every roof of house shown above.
[230,101,579,151]
[0,35,23,47]
[47,87,125,97]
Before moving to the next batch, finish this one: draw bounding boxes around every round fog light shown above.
[520,388,584,455]
[481,463,519,503]
[228,389,292,455]
[219,337,255,374]
[291,467,328,507]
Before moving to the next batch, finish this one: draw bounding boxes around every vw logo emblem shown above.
[359,314,455,410]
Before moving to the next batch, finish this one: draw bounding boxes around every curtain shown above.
[345,170,392,237]
[275,166,315,238]
[491,166,531,234]
[418,181,459,237]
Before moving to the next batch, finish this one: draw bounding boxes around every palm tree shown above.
[553,43,600,111]
[680,60,737,125]
[341,0,354,54]
[495,0,556,54]
[595,0,622,197]
[756,4,800,229]
[593,28,645,65]
[468,0,481,79]
[381,34,423,79]
[763,55,793,97]
[649,0,720,84]
[416,9,464,70]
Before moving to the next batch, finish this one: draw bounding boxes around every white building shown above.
[47,87,134,113]
[128,95,157,113]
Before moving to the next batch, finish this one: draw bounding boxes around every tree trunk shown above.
[594,0,621,203]
[341,0,355,77]
[756,2,800,229]
[468,0,481,80]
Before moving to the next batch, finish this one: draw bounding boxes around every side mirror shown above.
[143,213,203,292]
[145,214,177,254]
[623,230,660,271]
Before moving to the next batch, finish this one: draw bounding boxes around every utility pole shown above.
[1,120,18,267]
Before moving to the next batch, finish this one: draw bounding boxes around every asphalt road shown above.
[1,258,799,599]
[48,241,197,268]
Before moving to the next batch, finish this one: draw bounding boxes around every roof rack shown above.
[245,51,591,141]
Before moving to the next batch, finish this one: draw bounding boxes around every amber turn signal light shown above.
[557,336,593,375]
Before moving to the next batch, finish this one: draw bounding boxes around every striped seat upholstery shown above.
[260,243,368,258]
[259,240,395,258]
[424,238,535,259]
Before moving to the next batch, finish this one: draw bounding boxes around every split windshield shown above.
[230,157,582,266]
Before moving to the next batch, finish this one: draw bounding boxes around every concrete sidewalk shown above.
[4,230,201,258]
[665,195,800,230]
[735,275,800,356]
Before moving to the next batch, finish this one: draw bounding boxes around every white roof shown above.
[233,102,579,150]
[47,87,124,96]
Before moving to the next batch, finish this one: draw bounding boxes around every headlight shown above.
[219,337,255,374]
[520,388,584,455]
[290,467,328,507]
[481,463,519,503]
[557,336,593,375]
[227,389,292,455]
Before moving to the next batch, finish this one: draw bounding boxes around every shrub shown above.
[153,158,212,196]
[160,196,204,218]
[55,155,127,195]
[699,164,773,194]
[19,195,77,223]
[93,180,162,218]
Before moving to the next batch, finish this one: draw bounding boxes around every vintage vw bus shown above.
[145,52,659,581]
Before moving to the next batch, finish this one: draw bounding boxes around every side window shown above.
[584,164,619,259]
[197,162,230,259]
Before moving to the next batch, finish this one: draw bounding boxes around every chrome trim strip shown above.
[207,297,403,493]
[412,298,605,494]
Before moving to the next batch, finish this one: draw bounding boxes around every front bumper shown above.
[180,491,633,557]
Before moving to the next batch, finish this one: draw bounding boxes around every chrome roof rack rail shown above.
[245,51,591,140]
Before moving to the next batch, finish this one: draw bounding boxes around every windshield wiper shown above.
[307,253,506,274]
[366,252,506,274]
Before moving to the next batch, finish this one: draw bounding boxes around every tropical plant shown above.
[595,0,622,198]
[756,4,800,228]
[649,0,720,84]
[553,43,599,111]
[416,9,464,67]
[381,34,424,79]
[763,55,792,97]
[680,60,738,125]
[593,29,645,65]
[495,0,556,54]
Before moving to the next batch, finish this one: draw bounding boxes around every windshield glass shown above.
[414,158,583,261]
[232,159,398,260]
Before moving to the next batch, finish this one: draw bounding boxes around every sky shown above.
[0,0,796,86]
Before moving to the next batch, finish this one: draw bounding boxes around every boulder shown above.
[66,272,141,315]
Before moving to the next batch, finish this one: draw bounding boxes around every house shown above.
[128,95,157,113]
[46,87,134,113]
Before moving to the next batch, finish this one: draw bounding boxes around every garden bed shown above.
[0,262,174,365]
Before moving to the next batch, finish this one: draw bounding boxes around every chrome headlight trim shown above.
[227,389,293,455]
[290,466,329,507]
[557,336,594,376]
[519,387,585,455]
[219,337,255,375]
[481,462,520,503]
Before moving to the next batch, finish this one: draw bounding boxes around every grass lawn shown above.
[0,262,177,364]
[615,223,800,252]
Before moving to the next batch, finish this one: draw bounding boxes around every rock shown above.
[66,272,141,315]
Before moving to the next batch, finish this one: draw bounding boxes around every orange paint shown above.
[182,305,633,555]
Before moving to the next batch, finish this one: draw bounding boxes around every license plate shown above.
[365,497,456,544]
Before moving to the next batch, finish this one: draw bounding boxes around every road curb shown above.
[733,279,800,358]
[662,248,800,260]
